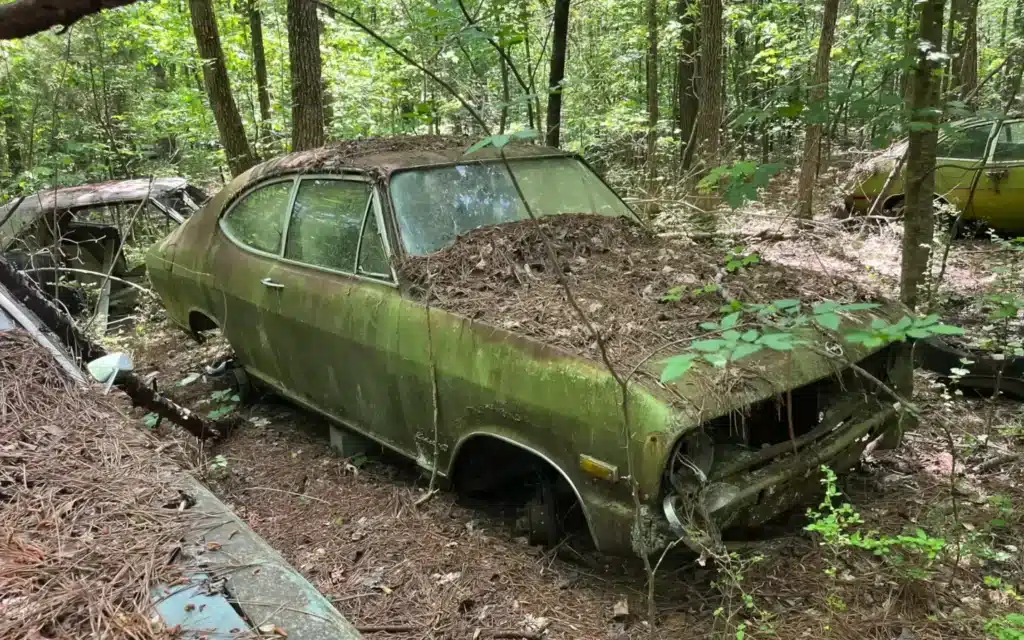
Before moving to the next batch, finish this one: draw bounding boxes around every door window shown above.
[284,179,371,273]
[221,181,293,254]
[937,124,994,159]
[357,210,391,276]
[994,122,1024,161]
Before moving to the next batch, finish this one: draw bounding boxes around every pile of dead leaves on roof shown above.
[0,330,189,639]
[401,215,884,369]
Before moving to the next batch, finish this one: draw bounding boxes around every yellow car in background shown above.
[844,119,1024,232]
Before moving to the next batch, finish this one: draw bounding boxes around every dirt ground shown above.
[109,202,1024,640]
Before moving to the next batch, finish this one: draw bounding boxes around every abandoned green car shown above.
[844,118,1024,231]
[148,137,902,555]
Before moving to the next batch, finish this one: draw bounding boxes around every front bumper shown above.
[661,401,898,541]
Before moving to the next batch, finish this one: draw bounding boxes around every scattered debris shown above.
[0,330,189,638]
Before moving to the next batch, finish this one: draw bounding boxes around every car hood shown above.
[645,302,905,427]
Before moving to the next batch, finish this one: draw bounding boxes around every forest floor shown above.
[112,197,1024,640]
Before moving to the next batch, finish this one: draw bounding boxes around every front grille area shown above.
[703,345,896,451]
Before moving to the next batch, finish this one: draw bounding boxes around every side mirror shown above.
[87,352,134,393]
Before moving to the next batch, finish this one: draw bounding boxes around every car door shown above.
[206,178,296,388]
[934,121,996,217]
[259,175,413,454]
[981,120,1024,232]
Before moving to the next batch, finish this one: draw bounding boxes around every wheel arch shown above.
[446,431,598,546]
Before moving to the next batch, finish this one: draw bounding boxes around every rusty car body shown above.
[147,137,902,555]
[0,177,206,322]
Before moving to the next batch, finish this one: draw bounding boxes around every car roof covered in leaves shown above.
[239,135,572,188]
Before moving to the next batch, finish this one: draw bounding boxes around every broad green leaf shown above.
[929,324,965,335]
[915,314,940,327]
[815,312,841,331]
[722,329,741,341]
[465,137,493,154]
[692,339,727,352]
[871,318,888,330]
[906,328,931,339]
[774,299,800,310]
[894,316,913,331]
[721,311,741,329]
[740,329,759,342]
[757,332,796,351]
[700,321,720,331]
[704,351,730,367]
[813,301,838,315]
[660,354,697,383]
[731,343,763,361]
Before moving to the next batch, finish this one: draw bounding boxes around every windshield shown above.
[390,156,635,256]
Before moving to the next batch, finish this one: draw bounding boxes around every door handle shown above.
[261,277,285,289]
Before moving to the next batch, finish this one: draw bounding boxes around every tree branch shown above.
[316,1,490,133]
[0,0,144,41]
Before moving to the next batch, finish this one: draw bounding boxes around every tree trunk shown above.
[545,0,570,148]
[287,0,325,151]
[1,100,23,178]
[957,0,979,98]
[695,0,723,166]
[248,1,272,126]
[676,0,698,161]
[901,0,945,310]
[795,0,840,219]
[645,0,659,185]
[499,44,510,134]
[189,0,257,176]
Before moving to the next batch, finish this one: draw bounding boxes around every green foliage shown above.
[698,162,782,208]
[465,129,539,154]
[724,247,761,273]
[845,315,963,349]
[143,412,160,429]
[807,465,946,579]
[206,388,240,421]
[986,614,1024,640]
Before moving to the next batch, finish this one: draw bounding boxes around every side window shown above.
[358,207,390,276]
[284,179,371,273]
[936,125,993,159]
[994,122,1024,162]
[222,181,293,254]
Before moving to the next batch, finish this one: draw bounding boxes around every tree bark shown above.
[288,0,325,151]
[0,0,143,41]
[695,0,723,166]
[795,0,840,219]
[1,100,23,178]
[189,0,257,176]
[956,0,979,98]
[900,0,945,310]
[545,0,570,148]
[676,0,698,160]
[645,0,659,185]
[248,0,272,126]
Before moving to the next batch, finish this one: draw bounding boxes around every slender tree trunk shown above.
[499,44,510,134]
[695,0,723,166]
[795,0,840,219]
[645,0,659,186]
[248,1,272,126]
[287,0,325,151]
[676,0,698,162]
[545,0,570,148]
[189,0,257,176]
[901,0,945,310]
[958,0,979,98]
